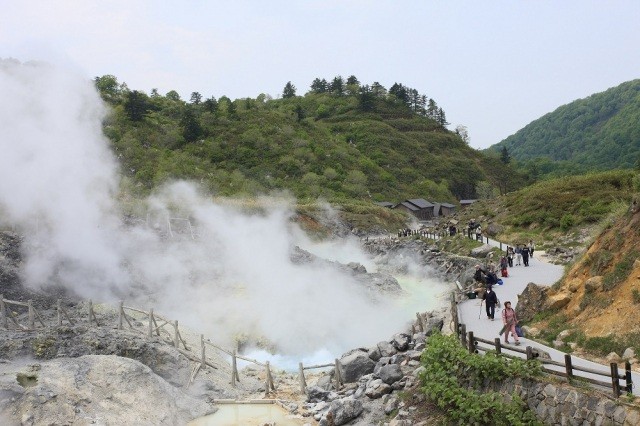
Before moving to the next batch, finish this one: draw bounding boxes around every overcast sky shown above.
[2,1,639,149]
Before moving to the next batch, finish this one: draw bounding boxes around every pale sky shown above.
[2,1,639,149]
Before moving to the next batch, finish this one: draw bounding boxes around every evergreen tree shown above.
[295,104,305,122]
[500,146,511,164]
[203,96,218,113]
[310,78,328,93]
[329,76,345,95]
[389,83,409,105]
[371,82,387,97]
[437,107,449,127]
[358,85,375,112]
[426,98,438,119]
[180,106,203,143]
[190,92,202,104]
[282,81,297,98]
[124,90,150,122]
[346,75,359,86]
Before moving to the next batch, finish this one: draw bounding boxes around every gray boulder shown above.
[324,398,364,426]
[424,317,444,336]
[307,385,331,402]
[364,378,392,399]
[391,333,411,351]
[377,341,398,357]
[340,351,376,383]
[471,244,493,258]
[378,364,403,385]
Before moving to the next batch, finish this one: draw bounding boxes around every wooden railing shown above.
[0,295,316,396]
[450,294,633,397]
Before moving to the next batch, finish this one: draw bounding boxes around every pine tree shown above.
[282,81,297,98]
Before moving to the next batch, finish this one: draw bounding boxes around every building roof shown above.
[440,203,456,208]
[406,198,434,209]
[396,201,420,211]
[459,199,478,204]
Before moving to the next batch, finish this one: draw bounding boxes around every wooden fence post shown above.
[625,361,633,394]
[28,300,35,329]
[334,359,343,390]
[610,363,621,398]
[118,301,123,330]
[467,331,475,354]
[451,294,459,336]
[565,354,573,380]
[173,320,179,348]
[266,361,275,392]
[148,309,154,338]
[460,324,467,346]
[299,362,307,394]
[526,346,533,360]
[416,313,424,332]
[88,300,92,325]
[231,350,239,387]
[0,294,6,328]
[201,335,206,370]
[494,338,501,355]
[57,299,62,326]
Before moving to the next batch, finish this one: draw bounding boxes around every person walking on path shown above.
[515,245,522,266]
[528,240,535,258]
[484,286,498,320]
[521,244,531,266]
[507,246,514,268]
[501,301,520,345]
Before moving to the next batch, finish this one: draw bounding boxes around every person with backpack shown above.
[484,286,498,320]
[501,301,520,345]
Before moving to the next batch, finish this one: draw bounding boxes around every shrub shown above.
[560,214,575,231]
[420,333,542,425]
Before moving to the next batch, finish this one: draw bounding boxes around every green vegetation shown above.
[632,289,640,304]
[455,170,637,252]
[601,250,639,291]
[490,79,640,178]
[95,74,528,203]
[420,333,542,425]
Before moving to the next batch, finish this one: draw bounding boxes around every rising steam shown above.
[0,59,445,358]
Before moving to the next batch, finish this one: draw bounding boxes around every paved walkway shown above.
[456,240,639,396]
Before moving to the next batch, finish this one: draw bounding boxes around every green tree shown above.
[500,146,511,164]
[203,96,218,113]
[166,90,181,101]
[190,92,202,104]
[329,76,345,95]
[295,104,305,122]
[94,75,121,103]
[310,78,328,93]
[283,81,297,98]
[180,106,203,143]
[358,85,375,112]
[124,90,150,121]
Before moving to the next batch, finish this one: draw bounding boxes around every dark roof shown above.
[459,199,478,204]
[396,201,420,211]
[406,198,434,209]
[440,203,456,208]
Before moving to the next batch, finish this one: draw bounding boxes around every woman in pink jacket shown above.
[501,301,520,345]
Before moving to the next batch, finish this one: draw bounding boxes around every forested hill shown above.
[95,75,526,202]
[488,79,640,177]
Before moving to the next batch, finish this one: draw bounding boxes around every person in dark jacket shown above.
[484,286,498,320]
[521,245,531,266]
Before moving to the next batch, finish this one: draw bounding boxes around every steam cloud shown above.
[0,59,447,359]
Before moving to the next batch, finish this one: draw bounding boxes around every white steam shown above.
[0,59,445,359]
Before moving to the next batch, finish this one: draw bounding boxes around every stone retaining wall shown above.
[478,377,640,425]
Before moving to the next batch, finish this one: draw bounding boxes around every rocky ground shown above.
[0,229,465,425]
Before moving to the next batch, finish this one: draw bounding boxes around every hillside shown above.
[96,75,528,203]
[489,79,640,177]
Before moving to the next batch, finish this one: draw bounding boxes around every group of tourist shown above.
[471,239,536,345]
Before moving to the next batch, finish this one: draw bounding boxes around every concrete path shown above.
[456,240,639,396]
